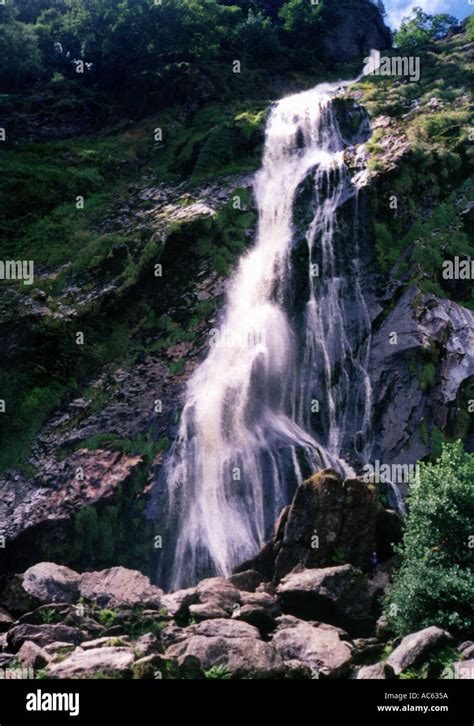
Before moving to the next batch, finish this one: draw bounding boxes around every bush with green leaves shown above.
[394,8,457,51]
[385,441,474,636]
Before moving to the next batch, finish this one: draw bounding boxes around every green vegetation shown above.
[123,606,168,639]
[0,0,368,96]
[394,8,457,51]
[96,608,119,628]
[398,646,460,679]
[38,607,63,624]
[385,442,474,637]
[356,22,474,305]
[1,0,386,474]
[204,665,233,679]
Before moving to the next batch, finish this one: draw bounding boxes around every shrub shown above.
[204,665,232,679]
[385,441,474,636]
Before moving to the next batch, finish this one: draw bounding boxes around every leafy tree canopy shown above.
[395,7,458,51]
[385,441,474,636]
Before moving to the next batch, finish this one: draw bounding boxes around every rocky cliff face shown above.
[0,27,472,591]
[320,0,392,62]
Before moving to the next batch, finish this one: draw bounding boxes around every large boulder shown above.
[387,626,452,675]
[7,623,86,652]
[237,470,380,582]
[187,577,241,621]
[79,567,163,609]
[14,563,81,607]
[17,640,50,670]
[277,565,375,636]
[228,570,262,593]
[164,618,284,678]
[47,646,135,678]
[161,587,198,619]
[272,616,352,678]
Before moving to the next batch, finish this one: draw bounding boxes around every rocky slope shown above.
[0,15,472,678]
[1,30,473,579]
[0,471,471,679]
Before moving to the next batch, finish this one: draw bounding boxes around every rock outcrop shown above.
[320,0,391,62]
[277,565,375,636]
[272,616,353,678]
[79,567,163,609]
[235,469,386,582]
[369,288,474,468]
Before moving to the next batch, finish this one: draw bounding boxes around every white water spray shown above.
[158,75,374,590]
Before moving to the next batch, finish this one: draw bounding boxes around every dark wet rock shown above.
[232,604,276,634]
[387,626,452,675]
[0,450,144,574]
[237,470,380,583]
[320,0,391,62]
[376,506,404,561]
[228,570,262,593]
[277,565,375,636]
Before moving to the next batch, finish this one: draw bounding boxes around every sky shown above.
[384,0,473,28]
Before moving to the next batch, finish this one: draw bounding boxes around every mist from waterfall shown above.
[157,77,374,591]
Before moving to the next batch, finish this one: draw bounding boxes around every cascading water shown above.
[157,77,375,591]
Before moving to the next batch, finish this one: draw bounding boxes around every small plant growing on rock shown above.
[204,665,232,680]
[38,608,62,625]
[97,608,119,628]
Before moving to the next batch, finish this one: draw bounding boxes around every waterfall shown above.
[157,78,374,591]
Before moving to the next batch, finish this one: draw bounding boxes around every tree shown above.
[279,0,339,51]
[232,10,282,67]
[0,4,43,90]
[395,7,458,51]
[385,441,474,636]
[14,0,68,24]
